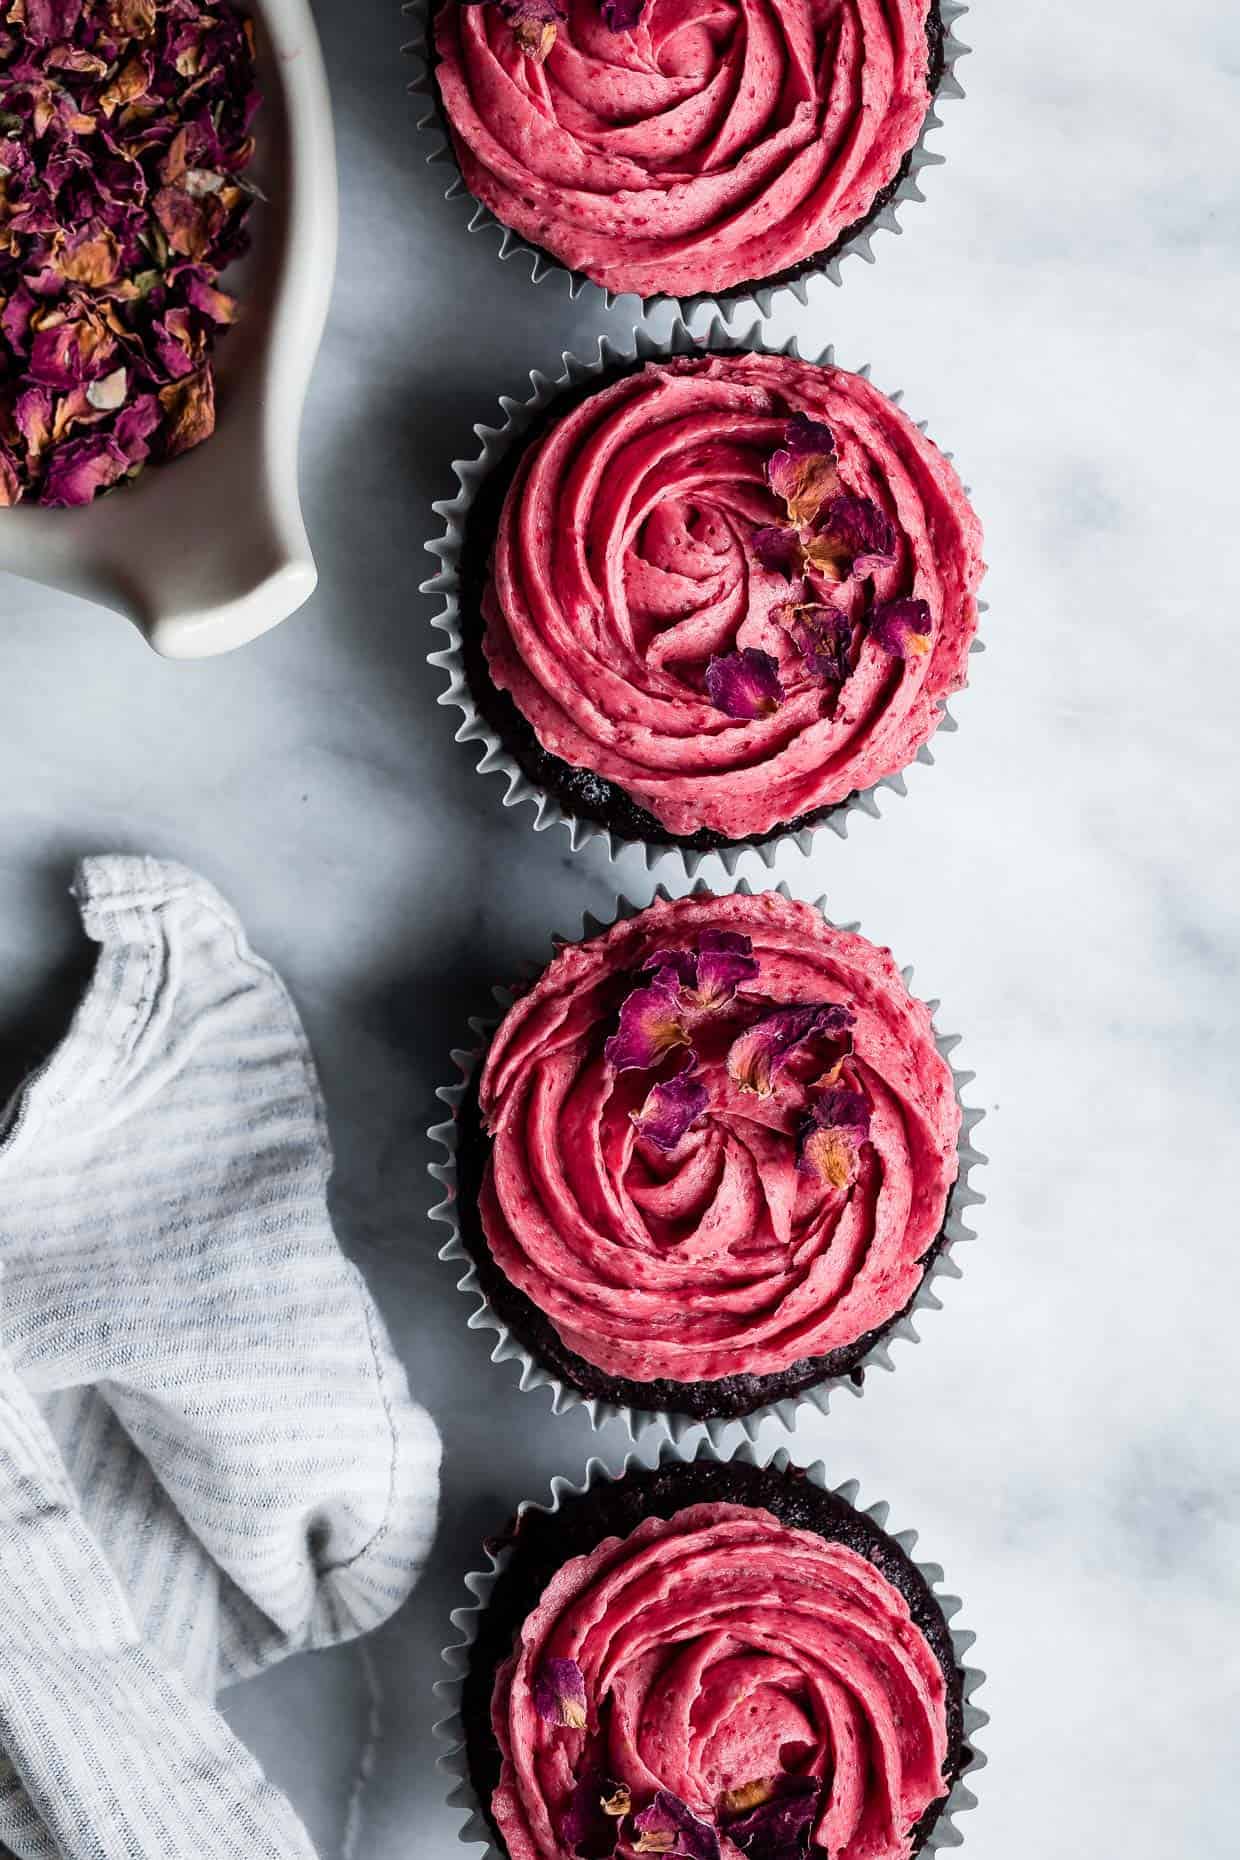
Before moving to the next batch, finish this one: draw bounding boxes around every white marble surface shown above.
[2,0,1239,1855]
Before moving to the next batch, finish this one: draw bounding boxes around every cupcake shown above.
[426,0,953,305]
[444,345,984,860]
[439,889,974,1427]
[449,1453,977,1860]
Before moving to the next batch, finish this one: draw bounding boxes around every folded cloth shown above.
[0,856,442,1859]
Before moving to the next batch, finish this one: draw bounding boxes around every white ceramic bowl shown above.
[0,0,337,659]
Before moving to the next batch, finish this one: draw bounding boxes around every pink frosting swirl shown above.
[477,892,960,1385]
[481,353,984,843]
[490,1501,953,1860]
[433,0,937,299]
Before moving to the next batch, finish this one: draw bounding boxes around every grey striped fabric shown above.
[0,857,442,1859]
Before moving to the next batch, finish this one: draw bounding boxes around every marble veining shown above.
[1,1,1238,1857]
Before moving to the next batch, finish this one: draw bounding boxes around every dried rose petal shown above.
[563,1771,625,1858]
[39,433,128,507]
[632,1064,709,1153]
[604,969,690,1072]
[798,1086,871,1189]
[803,493,896,583]
[500,0,563,58]
[719,1781,779,1816]
[724,1782,819,1860]
[632,1793,721,1860]
[750,524,803,580]
[705,648,784,721]
[0,443,21,506]
[601,0,644,25]
[533,1656,588,1730]
[727,1004,856,1098]
[86,365,128,412]
[867,597,933,659]
[53,220,121,287]
[158,367,215,458]
[689,930,759,1010]
[767,414,838,527]
[782,603,853,686]
[113,391,160,465]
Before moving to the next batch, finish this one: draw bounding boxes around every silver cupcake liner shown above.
[427,877,987,1445]
[433,1436,987,1856]
[403,1,971,323]
[422,316,989,879]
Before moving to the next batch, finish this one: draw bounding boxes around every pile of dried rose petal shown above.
[0,0,260,508]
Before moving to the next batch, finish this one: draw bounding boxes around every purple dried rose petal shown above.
[113,391,160,465]
[705,648,784,721]
[767,415,838,527]
[499,0,564,59]
[798,1085,872,1189]
[750,524,803,580]
[690,930,759,1010]
[38,432,128,507]
[782,603,853,686]
[724,1781,820,1860]
[803,493,896,583]
[562,1771,626,1858]
[632,1064,709,1153]
[14,386,53,460]
[632,1792,721,1860]
[604,969,690,1072]
[640,947,699,989]
[0,443,22,507]
[533,1656,588,1730]
[600,0,644,26]
[727,1004,856,1098]
[867,597,932,660]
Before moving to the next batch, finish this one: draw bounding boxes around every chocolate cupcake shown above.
[414,0,967,313]
[430,888,984,1433]
[439,1448,983,1860]
[426,335,985,867]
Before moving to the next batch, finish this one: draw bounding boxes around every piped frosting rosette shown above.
[439,888,976,1428]
[435,1448,985,1860]
[426,0,948,303]
[477,349,984,848]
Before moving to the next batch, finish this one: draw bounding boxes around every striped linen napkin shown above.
[0,857,441,1858]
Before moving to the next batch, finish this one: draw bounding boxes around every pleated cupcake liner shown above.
[402,0,971,324]
[433,1436,988,1858]
[427,877,987,1445]
[422,316,989,880]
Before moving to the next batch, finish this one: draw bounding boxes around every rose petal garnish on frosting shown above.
[803,493,897,583]
[867,597,933,659]
[604,969,690,1072]
[782,602,854,687]
[718,1781,779,1815]
[600,0,644,28]
[727,1004,856,1098]
[601,1785,632,1818]
[500,0,563,59]
[631,1792,721,1860]
[632,1063,709,1153]
[798,1086,872,1190]
[705,649,784,721]
[563,1771,625,1858]
[750,524,803,580]
[532,1656,588,1729]
[688,930,759,1010]
[723,1782,820,1860]
[767,415,838,527]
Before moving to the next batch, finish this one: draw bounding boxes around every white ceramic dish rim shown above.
[433,1436,989,1857]
[0,0,338,660]
[428,876,988,1445]
[422,316,989,879]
